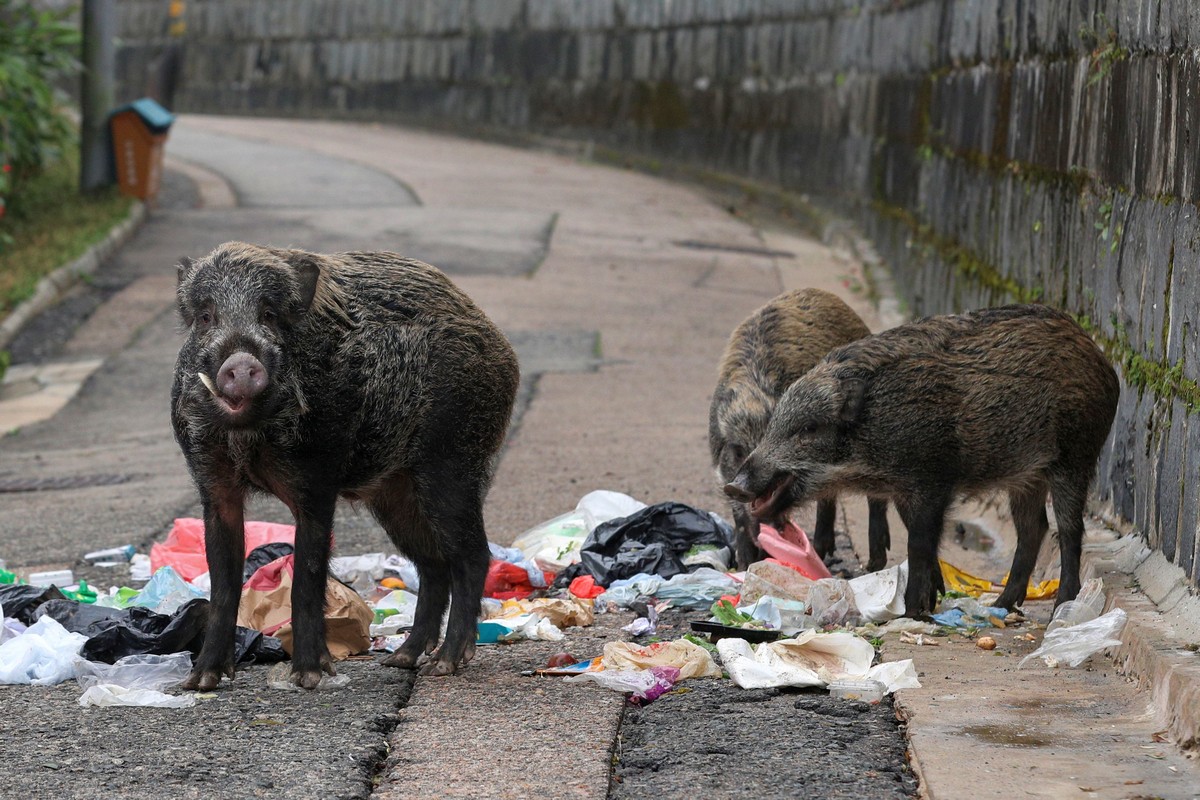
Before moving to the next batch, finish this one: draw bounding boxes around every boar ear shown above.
[838,377,867,425]
[283,252,321,313]
[176,256,198,287]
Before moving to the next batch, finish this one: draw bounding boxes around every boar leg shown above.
[995,483,1050,610]
[1049,472,1089,607]
[289,493,338,689]
[866,497,891,572]
[731,502,764,569]
[896,491,949,617]
[813,498,837,562]
[183,490,245,690]
[422,495,490,677]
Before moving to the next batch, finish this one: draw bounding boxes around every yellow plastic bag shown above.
[939,560,1059,601]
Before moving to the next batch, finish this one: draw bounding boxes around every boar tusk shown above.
[197,372,219,397]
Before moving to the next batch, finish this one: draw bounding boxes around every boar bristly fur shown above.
[709,288,889,570]
[172,242,518,689]
[726,303,1119,616]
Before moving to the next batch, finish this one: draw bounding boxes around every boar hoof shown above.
[182,665,233,691]
[865,556,886,573]
[419,658,458,677]
[292,669,326,690]
[381,650,421,669]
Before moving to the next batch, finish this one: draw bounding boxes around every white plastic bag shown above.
[1044,578,1106,632]
[718,631,920,693]
[74,652,193,692]
[576,490,646,530]
[78,684,196,708]
[1019,607,1128,669]
[510,510,590,573]
[0,615,87,685]
[849,561,907,622]
[370,589,418,635]
[563,666,678,702]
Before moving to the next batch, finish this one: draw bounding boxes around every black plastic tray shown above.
[690,620,782,643]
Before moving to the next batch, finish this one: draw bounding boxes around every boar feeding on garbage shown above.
[172,242,519,689]
[710,288,889,570]
[724,304,1118,616]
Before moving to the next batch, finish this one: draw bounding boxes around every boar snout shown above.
[215,352,268,406]
[723,472,755,503]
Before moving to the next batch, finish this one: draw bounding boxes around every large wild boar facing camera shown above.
[172,242,519,690]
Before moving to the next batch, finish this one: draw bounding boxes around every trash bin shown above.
[109,98,175,201]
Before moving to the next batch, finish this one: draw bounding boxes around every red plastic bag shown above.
[484,560,554,600]
[757,522,832,581]
[150,518,297,582]
[568,575,605,600]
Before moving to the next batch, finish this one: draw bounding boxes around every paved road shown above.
[3,117,1196,800]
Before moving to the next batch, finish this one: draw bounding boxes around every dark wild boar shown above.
[709,288,889,570]
[724,304,1118,616]
[172,242,518,689]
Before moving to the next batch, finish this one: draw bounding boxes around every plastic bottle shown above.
[84,544,137,563]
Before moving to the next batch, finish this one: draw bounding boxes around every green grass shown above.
[0,149,133,320]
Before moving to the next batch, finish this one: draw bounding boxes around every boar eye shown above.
[261,307,277,325]
[196,310,214,328]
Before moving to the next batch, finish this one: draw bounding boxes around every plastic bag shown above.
[757,522,832,580]
[0,615,88,685]
[740,560,815,604]
[1020,585,1127,669]
[511,510,591,573]
[151,518,297,582]
[808,578,861,627]
[78,684,197,708]
[576,490,647,530]
[931,597,1008,629]
[370,589,418,635]
[245,543,295,583]
[654,568,739,609]
[571,502,735,586]
[849,561,908,623]
[564,665,679,703]
[489,542,549,589]
[129,566,208,615]
[74,652,193,692]
[0,583,67,624]
[596,573,665,608]
[601,639,723,679]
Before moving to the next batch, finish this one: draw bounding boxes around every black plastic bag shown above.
[37,597,287,665]
[0,584,67,625]
[560,502,734,587]
[243,542,295,583]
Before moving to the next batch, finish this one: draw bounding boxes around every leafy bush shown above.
[0,1,80,224]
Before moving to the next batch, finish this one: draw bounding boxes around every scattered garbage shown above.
[79,684,196,708]
[717,630,920,693]
[564,665,680,703]
[125,566,207,615]
[266,662,351,691]
[151,517,297,582]
[27,569,74,588]
[237,555,372,660]
[1019,578,1127,668]
[84,545,137,565]
[931,597,1009,629]
[827,678,886,703]
[602,639,723,679]
[0,615,87,685]
[940,559,1058,601]
[74,652,193,692]
[757,522,831,580]
[558,502,734,587]
[0,583,67,624]
[512,491,647,573]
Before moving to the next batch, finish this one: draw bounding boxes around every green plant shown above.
[0,1,80,229]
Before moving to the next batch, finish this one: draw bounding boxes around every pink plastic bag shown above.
[757,521,832,580]
[149,518,298,581]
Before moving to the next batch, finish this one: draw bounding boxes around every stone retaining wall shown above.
[114,0,1200,586]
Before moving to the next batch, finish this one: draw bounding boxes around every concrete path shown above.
[0,116,1197,799]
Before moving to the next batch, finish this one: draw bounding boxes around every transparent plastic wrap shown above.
[74,652,193,692]
[1020,579,1127,669]
[740,561,815,604]
[807,578,861,627]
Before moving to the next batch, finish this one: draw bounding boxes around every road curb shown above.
[0,200,147,353]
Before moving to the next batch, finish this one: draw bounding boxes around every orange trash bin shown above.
[109,98,174,201]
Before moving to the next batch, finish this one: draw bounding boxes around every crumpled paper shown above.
[602,639,723,679]
[716,630,920,692]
